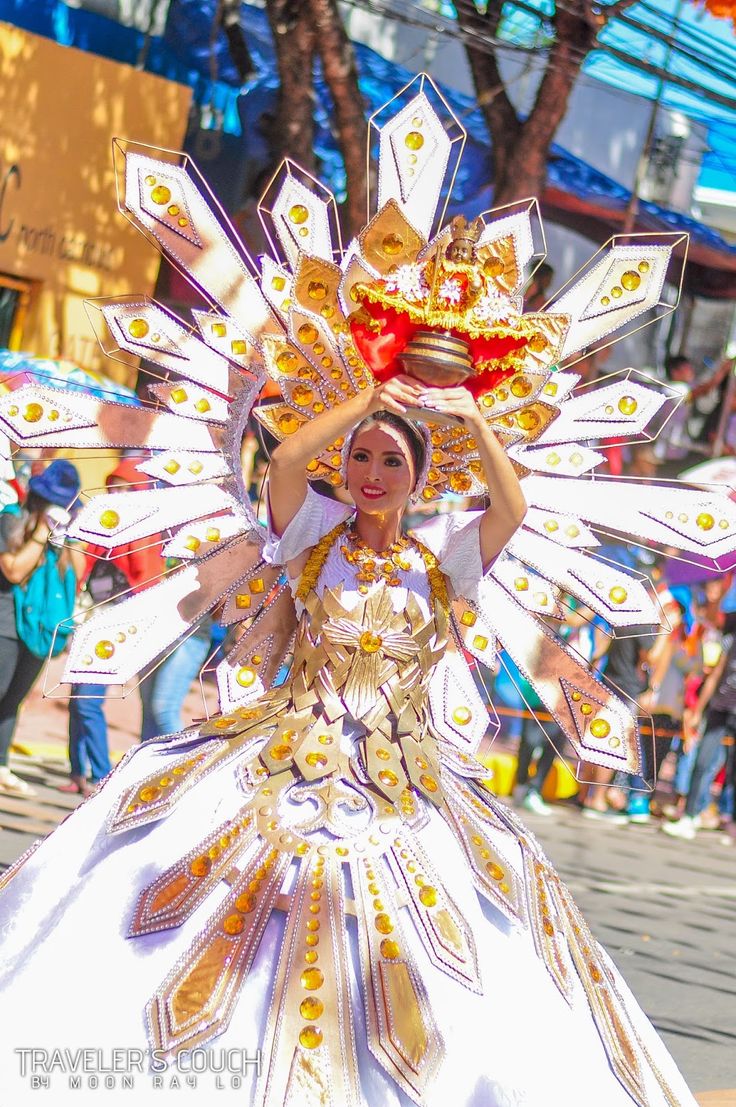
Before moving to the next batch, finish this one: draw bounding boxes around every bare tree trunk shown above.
[264,0,317,175]
[309,0,368,238]
[454,0,633,206]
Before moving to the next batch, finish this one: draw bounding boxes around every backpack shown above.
[13,546,77,658]
[85,557,130,604]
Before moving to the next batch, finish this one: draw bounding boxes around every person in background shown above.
[581,629,651,822]
[627,594,690,823]
[654,353,732,475]
[62,459,163,796]
[139,617,214,741]
[0,460,81,796]
[663,609,736,840]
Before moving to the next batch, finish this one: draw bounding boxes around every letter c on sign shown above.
[0,164,21,243]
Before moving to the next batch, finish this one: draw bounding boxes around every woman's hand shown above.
[371,374,424,415]
[416,384,482,428]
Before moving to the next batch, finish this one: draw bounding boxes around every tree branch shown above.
[308,0,368,237]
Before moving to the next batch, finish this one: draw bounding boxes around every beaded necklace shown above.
[296,520,449,613]
[340,524,411,590]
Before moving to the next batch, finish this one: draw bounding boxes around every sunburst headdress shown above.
[0,73,733,786]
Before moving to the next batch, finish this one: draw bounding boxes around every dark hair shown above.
[350,409,426,485]
[664,353,691,375]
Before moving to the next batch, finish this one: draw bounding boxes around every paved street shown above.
[0,747,734,1096]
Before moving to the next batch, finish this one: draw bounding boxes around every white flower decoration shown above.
[384,264,429,302]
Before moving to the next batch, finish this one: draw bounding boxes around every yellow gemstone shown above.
[139,785,161,803]
[590,718,611,739]
[528,332,548,353]
[298,1025,323,1049]
[307,281,328,300]
[378,769,399,788]
[380,232,405,257]
[450,472,473,494]
[190,856,211,877]
[376,748,391,761]
[95,640,114,660]
[544,519,559,532]
[419,773,439,793]
[235,892,257,913]
[289,204,309,225]
[580,703,593,716]
[99,509,120,529]
[318,734,333,745]
[223,913,245,936]
[618,395,637,416]
[184,536,201,552]
[236,666,257,688]
[151,184,171,205]
[514,576,529,591]
[452,706,472,726]
[517,409,540,432]
[609,586,627,605]
[128,318,149,340]
[374,913,393,934]
[483,256,504,277]
[300,967,324,990]
[189,461,203,475]
[720,519,730,529]
[566,525,579,538]
[163,460,181,475]
[511,376,533,398]
[297,323,319,345]
[170,386,187,404]
[571,691,582,701]
[270,744,293,761]
[276,350,299,374]
[306,752,328,768]
[404,130,424,150]
[621,270,641,291]
[460,610,477,627]
[543,918,555,937]
[418,885,437,907]
[473,634,489,651]
[359,631,383,653]
[7,405,18,417]
[300,997,324,1020]
[205,527,220,543]
[696,512,715,531]
[380,938,400,959]
[195,398,211,414]
[638,260,650,273]
[23,402,44,423]
[486,862,504,881]
[277,412,300,435]
[292,384,314,406]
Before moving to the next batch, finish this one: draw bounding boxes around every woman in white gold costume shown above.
[0,75,732,1107]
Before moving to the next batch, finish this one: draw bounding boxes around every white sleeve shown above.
[262,485,353,566]
[411,510,488,596]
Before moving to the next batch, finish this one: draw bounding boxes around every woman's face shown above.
[346,424,416,517]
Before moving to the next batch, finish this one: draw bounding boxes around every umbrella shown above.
[0,349,137,405]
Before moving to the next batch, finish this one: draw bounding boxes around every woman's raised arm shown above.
[417,385,527,567]
[262,376,423,537]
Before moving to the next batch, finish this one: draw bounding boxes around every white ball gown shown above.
[0,492,698,1107]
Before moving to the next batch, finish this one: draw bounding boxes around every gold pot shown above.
[400,328,472,387]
